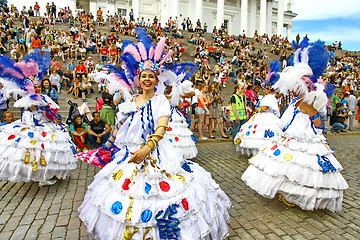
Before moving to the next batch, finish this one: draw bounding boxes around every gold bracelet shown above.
[155,125,169,131]
[146,138,158,151]
[149,134,164,139]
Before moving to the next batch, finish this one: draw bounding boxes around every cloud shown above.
[291,0,360,20]
[291,24,360,50]
[294,27,360,42]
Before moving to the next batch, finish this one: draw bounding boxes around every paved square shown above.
[0,135,359,239]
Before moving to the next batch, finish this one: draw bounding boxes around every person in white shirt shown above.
[347,90,357,131]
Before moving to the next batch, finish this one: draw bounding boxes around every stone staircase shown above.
[7,18,347,122]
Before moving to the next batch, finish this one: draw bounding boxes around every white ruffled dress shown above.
[166,103,198,159]
[0,95,77,182]
[241,98,349,212]
[78,95,231,240]
[234,94,282,156]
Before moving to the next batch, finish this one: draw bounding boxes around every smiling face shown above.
[139,70,158,90]
[75,116,82,125]
[43,80,50,89]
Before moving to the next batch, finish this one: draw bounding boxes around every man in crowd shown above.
[62,68,74,93]
[67,59,77,77]
[76,60,86,79]
[229,84,246,139]
[87,112,111,149]
[330,103,348,133]
[31,34,41,50]
[34,2,40,17]
[50,2,56,18]
[129,8,134,21]
[100,45,109,63]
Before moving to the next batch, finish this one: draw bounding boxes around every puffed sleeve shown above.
[155,95,171,119]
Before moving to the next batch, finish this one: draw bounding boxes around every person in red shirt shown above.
[50,57,62,71]
[31,35,42,49]
[100,45,109,63]
[76,60,86,79]
[109,44,117,63]
[34,2,40,16]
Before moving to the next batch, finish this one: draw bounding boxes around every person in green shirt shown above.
[332,91,341,109]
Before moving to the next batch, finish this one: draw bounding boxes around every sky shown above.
[289,0,360,51]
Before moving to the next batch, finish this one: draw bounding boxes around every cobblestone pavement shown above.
[0,135,359,240]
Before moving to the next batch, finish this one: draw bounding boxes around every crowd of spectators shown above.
[0,1,359,146]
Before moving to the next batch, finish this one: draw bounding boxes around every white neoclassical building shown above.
[9,0,297,38]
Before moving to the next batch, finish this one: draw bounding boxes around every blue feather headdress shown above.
[262,60,280,88]
[0,50,51,104]
[293,38,329,81]
[92,28,198,103]
[157,63,198,106]
[274,38,331,111]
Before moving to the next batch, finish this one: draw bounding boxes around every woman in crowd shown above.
[78,30,231,239]
[207,83,229,139]
[197,83,209,140]
[100,87,115,126]
[41,79,58,104]
[70,116,88,153]
[72,75,82,99]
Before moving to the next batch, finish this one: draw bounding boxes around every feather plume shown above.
[307,41,329,79]
[135,27,154,52]
[137,42,148,61]
[324,82,336,97]
[303,83,327,111]
[0,78,27,99]
[263,60,280,88]
[163,62,198,81]
[123,43,141,62]
[2,68,25,80]
[158,50,174,66]
[26,60,40,77]
[273,63,313,95]
[292,40,298,50]
[90,71,132,101]
[149,47,155,59]
[154,38,166,61]
[14,62,32,78]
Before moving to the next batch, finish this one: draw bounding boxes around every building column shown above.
[89,0,97,17]
[69,0,77,14]
[259,0,267,35]
[132,0,140,20]
[241,0,248,36]
[195,0,203,25]
[266,0,273,35]
[160,0,169,27]
[172,0,180,19]
[286,24,292,39]
[217,0,224,28]
[228,17,233,35]
[248,0,256,37]
[277,0,284,37]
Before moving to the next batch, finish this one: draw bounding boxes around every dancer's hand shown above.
[129,146,151,164]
